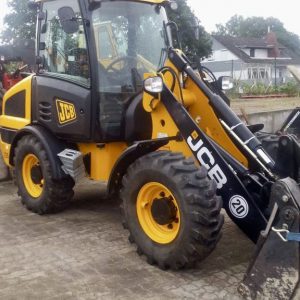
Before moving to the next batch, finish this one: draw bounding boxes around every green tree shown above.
[215,15,300,55]
[167,0,211,58]
[2,0,36,44]
[1,0,212,58]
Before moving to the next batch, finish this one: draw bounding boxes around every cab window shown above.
[98,26,115,60]
[39,0,90,87]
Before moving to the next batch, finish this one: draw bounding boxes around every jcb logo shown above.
[56,99,77,124]
[187,131,228,189]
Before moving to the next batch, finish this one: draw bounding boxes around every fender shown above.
[9,125,71,180]
[107,137,174,196]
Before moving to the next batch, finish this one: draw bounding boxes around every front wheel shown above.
[14,135,74,214]
[121,151,224,270]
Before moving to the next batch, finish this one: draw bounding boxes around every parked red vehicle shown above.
[0,59,31,110]
[1,64,28,90]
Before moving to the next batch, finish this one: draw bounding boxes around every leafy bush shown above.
[278,82,300,96]
[227,80,300,98]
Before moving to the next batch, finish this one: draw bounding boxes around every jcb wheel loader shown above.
[0,0,300,298]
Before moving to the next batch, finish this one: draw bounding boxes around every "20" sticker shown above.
[229,195,249,218]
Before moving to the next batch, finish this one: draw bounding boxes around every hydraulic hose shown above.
[168,48,275,172]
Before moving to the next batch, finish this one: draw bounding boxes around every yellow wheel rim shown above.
[136,182,180,244]
[22,154,44,198]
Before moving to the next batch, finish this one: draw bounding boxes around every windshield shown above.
[91,1,170,93]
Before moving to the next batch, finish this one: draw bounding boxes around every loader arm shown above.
[154,49,300,300]
[158,77,267,242]
[148,49,279,242]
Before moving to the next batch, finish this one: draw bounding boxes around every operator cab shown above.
[92,1,170,140]
[35,0,171,142]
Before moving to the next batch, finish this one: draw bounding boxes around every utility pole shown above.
[274,56,277,91]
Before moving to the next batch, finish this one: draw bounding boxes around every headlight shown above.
[144,76,163,94]
[218,76,234,90]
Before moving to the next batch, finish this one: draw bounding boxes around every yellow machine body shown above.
[0,0,247,183]
[0,75,33,165]
[0,66,248,182]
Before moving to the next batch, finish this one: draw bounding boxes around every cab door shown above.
[32,0,92,141]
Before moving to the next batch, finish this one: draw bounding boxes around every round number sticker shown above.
[229,195,249,218]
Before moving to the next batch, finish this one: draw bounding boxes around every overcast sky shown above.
[0,1,299,37]
[0,2,10,28]
[187,0,300,37]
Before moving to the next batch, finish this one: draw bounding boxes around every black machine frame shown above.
[155,49,288,243]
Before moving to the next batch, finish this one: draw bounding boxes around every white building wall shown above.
[214,49,239,61]
[202,49,238,62]
[255,49,268,58]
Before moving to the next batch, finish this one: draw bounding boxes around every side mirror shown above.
[218,76,234,90]
[58,6,79,34]
[28,1,39,10]
[39,42,46,51]
[88,0,101,11]
[41,23,48,34]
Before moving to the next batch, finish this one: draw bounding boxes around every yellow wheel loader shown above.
[1,0,300,298]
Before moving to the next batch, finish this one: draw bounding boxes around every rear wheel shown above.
[14,135,74,214]
[121,151,224,270]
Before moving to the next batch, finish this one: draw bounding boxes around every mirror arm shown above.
[165,21,181,49]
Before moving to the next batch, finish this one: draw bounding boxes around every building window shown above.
[248,67,270,80]
[250,48,255,57]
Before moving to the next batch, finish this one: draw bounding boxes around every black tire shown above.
[121,151,224,270]
[14,135,74,214]
[0,151,11,182]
